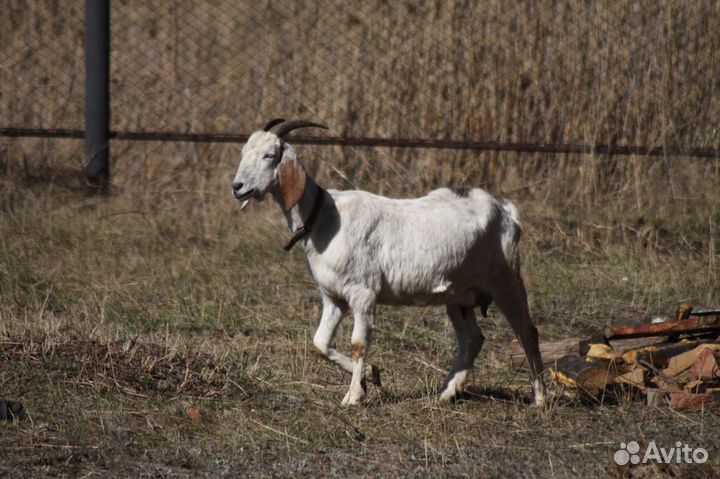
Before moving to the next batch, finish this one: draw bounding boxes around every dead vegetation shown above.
[1,144,718,477]
[1,335,251,400]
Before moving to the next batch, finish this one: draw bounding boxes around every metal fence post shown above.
[84,0,110,188]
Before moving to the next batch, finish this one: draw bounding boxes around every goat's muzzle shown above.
[232,182,254,200]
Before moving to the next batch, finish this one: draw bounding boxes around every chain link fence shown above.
[3,1,719,144]
[2,1,720,195]
[111,0,720,146]
[2,1,84,130]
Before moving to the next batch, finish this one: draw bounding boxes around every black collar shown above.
[282,187,324,252]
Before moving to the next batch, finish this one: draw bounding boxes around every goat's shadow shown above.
[454,385,534,405]
[368,385,535,407]
[456,386,595,408]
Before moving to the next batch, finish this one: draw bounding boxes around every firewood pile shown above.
[507,304,720,410]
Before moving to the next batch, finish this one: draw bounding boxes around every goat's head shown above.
[232,119,328,211]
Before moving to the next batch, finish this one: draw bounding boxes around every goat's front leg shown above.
[313,294,381,386]
[342,299,376,406]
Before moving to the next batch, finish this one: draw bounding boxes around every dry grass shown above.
[1,138,719,477]
[2,0,720,477]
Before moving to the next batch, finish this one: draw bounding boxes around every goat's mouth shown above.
[233,189,255,201]
[234,189,255,211]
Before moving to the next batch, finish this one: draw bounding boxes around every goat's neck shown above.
[280,176,322,234]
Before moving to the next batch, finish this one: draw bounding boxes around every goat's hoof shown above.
[437,380,463,402]
[437,388,459,403]
[365,364,382,387]
[341,389,366,406]
[437,371,467,403]
[531,380,547,407]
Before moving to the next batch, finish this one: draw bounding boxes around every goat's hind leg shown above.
[492,274,546,405]
[439,305,485,402]
[312,294,381,386]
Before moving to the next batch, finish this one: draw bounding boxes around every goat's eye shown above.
[263,153,276,160]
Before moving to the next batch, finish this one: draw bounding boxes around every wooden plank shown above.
[676,303,693,320]
[508,337,590,371]
[650,376,683,392]
[690,348,720,381]
[608,336,669,353]
[549,354,616,397]
[586,343,622,362]
[605,315,720,340]
[622,340,714,367]
[669,391,714,410]
[663,343,720,377]
[615,366,646,388]
[689,307,720,317]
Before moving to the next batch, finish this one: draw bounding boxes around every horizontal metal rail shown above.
[1,127,718,158]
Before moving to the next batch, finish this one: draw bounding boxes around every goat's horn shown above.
[270,120,328,138]
[262,118,286,131]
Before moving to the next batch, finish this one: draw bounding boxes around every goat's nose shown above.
[232,181,243,192]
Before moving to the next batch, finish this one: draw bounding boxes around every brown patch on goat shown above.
[278,155,307,211]
[351,342,365,361]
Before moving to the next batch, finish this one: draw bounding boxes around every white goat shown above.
[232,119,546,406]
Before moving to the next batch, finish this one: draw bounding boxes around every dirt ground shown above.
[1,148,719,478]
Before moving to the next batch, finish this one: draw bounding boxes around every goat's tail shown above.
[500,200,522,275]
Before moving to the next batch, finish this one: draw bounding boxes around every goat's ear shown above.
[278,155,306,211]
